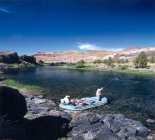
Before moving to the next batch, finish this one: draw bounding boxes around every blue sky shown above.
[0,0,155,55]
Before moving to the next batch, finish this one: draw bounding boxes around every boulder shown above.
[113,114,126,122]
[110,121,120,133]
[95,126,120,140]
[69,118,90,128]
[136,126,149,137]
[127,136,147,140]
[72,122,103,136]
[0,86,27,120]
[89,113,100,123]
[34,99,47,104]
[101,114,114,122]
[74,135,85,140]
[120,127,137,137]
[27,104,39,111]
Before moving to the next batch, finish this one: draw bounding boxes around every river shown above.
[1,66,155,130]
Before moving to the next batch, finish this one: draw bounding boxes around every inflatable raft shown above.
[59,96,108,111]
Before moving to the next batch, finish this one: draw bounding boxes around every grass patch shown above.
[24,112,33,118]
[10,63,20,67]
[3,79,49,94]
[114,69,155,75]
[27,63,36,67]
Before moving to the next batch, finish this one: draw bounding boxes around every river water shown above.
[1,66,155,130]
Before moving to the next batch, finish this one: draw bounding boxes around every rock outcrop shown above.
[19,55,36,64]
[0,86,27,120]
[0,51,19,64]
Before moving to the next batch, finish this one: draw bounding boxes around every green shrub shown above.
[149,56,155,63]
[93,59,102,64]
[76,59,85,68]
[118,65,128,70]
[133,51,148,68]
[146,65,150,69]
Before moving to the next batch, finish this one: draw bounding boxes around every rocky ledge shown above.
[24,94,155,140]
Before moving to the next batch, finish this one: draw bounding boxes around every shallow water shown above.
[1,66,155,130]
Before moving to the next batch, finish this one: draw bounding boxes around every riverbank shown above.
[58,63,155,75]
[0,84,155,140]
[23,93,155,140]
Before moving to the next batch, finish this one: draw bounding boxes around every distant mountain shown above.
[119,46,141,52]
[33,46,155,63]
[1,46,155,64]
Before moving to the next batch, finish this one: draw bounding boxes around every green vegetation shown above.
[76,59,94,69]
[76,59,85,68]
[24,112,33,118]
[10,63,20,67]
[103,57,115,68]
[41,63,50,66]
[93,59,102,64]
[133,51,148,68]
[3,79,49,94]
[38,60,50,66]
[115,69,155,75]
[149,56,155,63]
[117,59,128,64]
[26,63,36,67]
[118,65,128,70]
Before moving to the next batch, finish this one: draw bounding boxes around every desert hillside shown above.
[33,46,155,63]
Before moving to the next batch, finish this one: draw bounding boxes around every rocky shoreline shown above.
[0,85,155,140]
[24,93,155,140]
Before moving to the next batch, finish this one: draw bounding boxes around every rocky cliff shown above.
[19,55,36,64]
[33,46,155,63]
[0,51,19,64]
[0,51,36,64]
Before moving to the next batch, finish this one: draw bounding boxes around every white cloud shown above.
[0,7,12,13]
[77,43,102,50]
[77,43,124,51]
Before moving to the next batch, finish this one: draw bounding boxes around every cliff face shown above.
[19,55,36,64]
[33,46,155,63]
[0,51,36,64]
[0,52,19,64]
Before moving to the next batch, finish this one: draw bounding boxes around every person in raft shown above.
[96,87,103,101]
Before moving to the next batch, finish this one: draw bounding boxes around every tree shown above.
[150,56,155,63]
[93,59,102,64]
[103,59,107,64]
[107,57,114,67]
[133,51,148,68]
[76,59,85,68]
